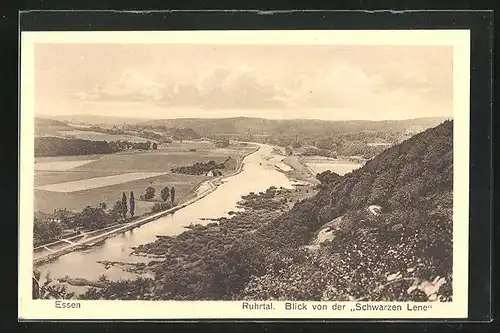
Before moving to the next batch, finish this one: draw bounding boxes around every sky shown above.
[34,43,453,121]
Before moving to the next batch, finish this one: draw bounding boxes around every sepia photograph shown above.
[19,30,470,320]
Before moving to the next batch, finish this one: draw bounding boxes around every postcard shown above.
[19,29,470,320]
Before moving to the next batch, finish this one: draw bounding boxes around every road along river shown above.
[35,144,296,286]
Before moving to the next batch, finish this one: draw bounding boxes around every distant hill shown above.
[35,118,74,137]
[36,115,450,159]
[141,116,450,137]
[142,116,449,159]
[39,115,449,137]
[47,114,152,125]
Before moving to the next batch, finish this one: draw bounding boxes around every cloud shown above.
[75,67,289,109]
[199,67,287,109]
[71,60,449,115]
[73,70,165,102]
[290,64,383,108]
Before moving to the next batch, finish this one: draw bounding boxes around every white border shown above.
[19,30,470,320]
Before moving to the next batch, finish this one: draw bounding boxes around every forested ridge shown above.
[142,116,447,159]
[142,116,447,137]
[34,137,155,157]
[239,119,453,301]
[78,120,453,302]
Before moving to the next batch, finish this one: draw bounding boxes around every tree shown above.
[144,186,155,200]
[75,205,108,230]
[170,187,176,204]
[316,170,342,186]
[161,186,170,202]
[33,219,63,245]
[34,272,76,300]
[110,200,125,221]
[151,202,172,213]
[292,139,302,148]
[129,191,135,217]
[215,139,230,148]
[121,192,128,218]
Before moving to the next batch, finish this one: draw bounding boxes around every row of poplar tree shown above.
[111,186,176,219]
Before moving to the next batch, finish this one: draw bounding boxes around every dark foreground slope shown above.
[76,120,453,301]
[239,119,453,301]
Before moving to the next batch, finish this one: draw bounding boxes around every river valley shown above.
[35,143,362,293]
[36,144,296,286]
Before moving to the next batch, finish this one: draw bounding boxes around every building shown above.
[205,169,222,177]
[36,209,76,224]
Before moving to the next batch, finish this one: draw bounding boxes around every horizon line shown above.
[37,113,452,123]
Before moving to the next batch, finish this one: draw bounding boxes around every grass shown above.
[57,130,157,143]
[282,156,319,184]
[35,173,207,216]
[305,162,362,176]
[36,172,167,193]
[35,159,98,171]
[34,170,125,187]
[35,154,107,163]
[156,141,215,152]
[33,142,252,216]
[301,156,362,176]
[71,150,238,173]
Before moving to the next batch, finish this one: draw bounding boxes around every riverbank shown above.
[33,144,260,266]
[73,182,318,297]
[280,155,320,185]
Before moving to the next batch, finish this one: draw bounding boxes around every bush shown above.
[151,202,172,213]
[33,219,63,245]
[144,187,155,200]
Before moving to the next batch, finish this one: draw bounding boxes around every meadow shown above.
[281,156,319,184]
[35,159,98,171]
[57,130,158,143]
[302,156,363,176]
[36,172,167,192]
[71,151,234,173]
[33,141,254,217]
[34,172,207,217]
[34,170,125,187]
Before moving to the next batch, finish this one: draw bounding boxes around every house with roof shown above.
[205,169,223,177]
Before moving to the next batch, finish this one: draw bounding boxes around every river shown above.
[36,143,295,287]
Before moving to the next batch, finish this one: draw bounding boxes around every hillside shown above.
[39,115,449,159]
[142,116,448,137]
[78,120,453,302]
[142,117,449,159]
[35,118,74,137]
[48,114,152,125]
[239,119,453,301]
[45,115,448,136]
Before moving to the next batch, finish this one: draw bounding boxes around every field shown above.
[57,130,157,143]
[35,172,207,216]
[35,154,106,163]
[281,156,319,184]
[33,141,255,217]
[306,162,362,175]
[34,170,125,187]
[303,156,363,176]
[71,151,235,173]
[36,172,167,192]
[35,159,97,171]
